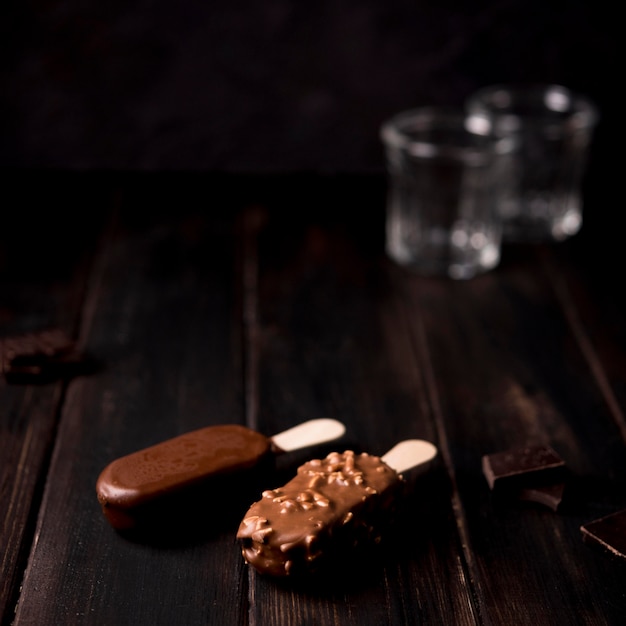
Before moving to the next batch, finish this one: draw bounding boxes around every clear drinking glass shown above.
[381,107,515,279]
[465,84,599,243]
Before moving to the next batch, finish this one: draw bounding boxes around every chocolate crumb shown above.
[1,328,92,383]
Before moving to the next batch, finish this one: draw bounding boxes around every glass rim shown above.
[465,83,599,127]
[380,106,513,158]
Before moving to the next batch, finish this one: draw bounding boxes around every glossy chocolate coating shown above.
[237,450,404,577]
[96,424,272,530]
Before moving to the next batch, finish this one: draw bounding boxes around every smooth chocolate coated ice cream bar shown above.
[97,424,272,530]
[96,419,345,532]
[237,449,405,577]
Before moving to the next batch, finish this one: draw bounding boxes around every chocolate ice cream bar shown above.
[237,440,437,577]
[96,419,345,532]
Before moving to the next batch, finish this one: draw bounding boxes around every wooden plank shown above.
[398,241,626,625]
[544,237,626,443]
[12,185,249,625]
[244,204,478,625]
[0,174,107,624]
[7,173,625,625]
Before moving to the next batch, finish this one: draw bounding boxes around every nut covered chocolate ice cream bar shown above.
[237,440,437,577]
[96,419,345,531]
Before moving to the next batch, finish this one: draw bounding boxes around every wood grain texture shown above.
[2,173,625,626]
[0,175,107,624]
[399,244,626,625]
[245,206,478,625]
[11,189,249,626]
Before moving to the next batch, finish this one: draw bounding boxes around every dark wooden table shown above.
[2,171,625,626]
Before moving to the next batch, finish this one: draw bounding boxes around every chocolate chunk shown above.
[581,509,626,560]
[518,482,567,512]
[1,328,90,383]
[482,445,566,490]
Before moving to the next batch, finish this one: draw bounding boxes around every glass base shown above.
[503,209,582,243]
[386,238,500,280]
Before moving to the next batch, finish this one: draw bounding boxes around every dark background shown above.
[0,0,620,237]
[2,1,618,170]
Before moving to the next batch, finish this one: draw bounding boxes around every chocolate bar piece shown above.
[581,509,626,560]
[482,445,566,490]
[518,482,567,512]
[482,444,568,511]
[237,450,404,577]
[0,328,88,383]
